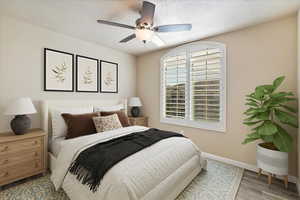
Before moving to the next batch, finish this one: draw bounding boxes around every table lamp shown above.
[128,97,142,117]
[4,97,37,135]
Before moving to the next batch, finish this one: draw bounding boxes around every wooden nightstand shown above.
[0,129,46,186]
[129,117,148,127]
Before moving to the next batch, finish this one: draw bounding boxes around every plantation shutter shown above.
[163,54,187,119]
[190,48,222,121]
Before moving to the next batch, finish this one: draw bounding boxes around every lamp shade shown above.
[128,97,142,107]
[4,97,37,115]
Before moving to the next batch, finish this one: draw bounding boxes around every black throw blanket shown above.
[69,128,184,192]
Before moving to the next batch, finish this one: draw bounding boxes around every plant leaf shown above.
[268,96,296,106]
[272,76,285,91]
[261,135,274,143]
[280,104,298,113]
[260,84,274,93]
[258,121,278,136]
[246,102,259,107]
[242,137,259,144]
[273,125,293,152]
[256,112,270,120]
[247,132,260,138]
[274,109,298,128]
[246,98,259,104]
[243,121,263,126]
[254,86,265,100]
[244,108,259,116]
[242,131,260,144]
[270,92,294,98]
[244,115,257,122]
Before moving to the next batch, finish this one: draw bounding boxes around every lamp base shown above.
[11,115,31,135]
[131,107,140,117]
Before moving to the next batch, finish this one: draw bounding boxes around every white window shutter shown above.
[163,54,187,119]
[190,48,222,121]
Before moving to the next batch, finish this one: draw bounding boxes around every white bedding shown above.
[50,137,65,157]
[51,126,205,200]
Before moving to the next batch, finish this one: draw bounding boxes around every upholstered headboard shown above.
[41,99,127,142]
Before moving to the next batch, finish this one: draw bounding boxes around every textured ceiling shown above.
[1,0,300,55]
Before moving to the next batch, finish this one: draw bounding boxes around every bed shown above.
[41,99,207,200]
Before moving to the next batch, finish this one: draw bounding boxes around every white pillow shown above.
[93,104,124,112]
[51,106,93,140]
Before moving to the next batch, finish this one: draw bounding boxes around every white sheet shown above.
[51,126,204,200]
[50,137,65,157]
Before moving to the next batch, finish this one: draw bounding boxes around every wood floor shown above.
[236,170,299,200]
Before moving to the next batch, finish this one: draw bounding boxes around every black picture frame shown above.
[100,60,118,93]
[76,55,99,93]
[44,48,74,92]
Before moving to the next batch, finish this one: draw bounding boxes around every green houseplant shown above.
[242,76,298,182]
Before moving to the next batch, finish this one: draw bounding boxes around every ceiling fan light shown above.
[135,28,153,41]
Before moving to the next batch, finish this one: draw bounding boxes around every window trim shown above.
[160,41,226,132]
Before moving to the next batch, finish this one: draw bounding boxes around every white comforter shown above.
[51,126,204,200]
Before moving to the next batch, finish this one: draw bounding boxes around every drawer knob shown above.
[34,152,38,157]
[33,141,38,145]
[0,146,8,152]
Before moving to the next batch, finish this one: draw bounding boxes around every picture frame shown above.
[100,60,118,93]
[76,55,99,93]
[44,48,74,92]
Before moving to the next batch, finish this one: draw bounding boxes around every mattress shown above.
[50,137,66,157]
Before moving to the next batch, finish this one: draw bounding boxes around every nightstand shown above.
[129,117,148,127]
[0,129,46,186]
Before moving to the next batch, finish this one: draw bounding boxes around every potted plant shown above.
[242,76,298,183]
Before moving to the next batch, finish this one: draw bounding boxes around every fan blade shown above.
[105,0,141,20]
[140,1,156,25]
[154,24,192,32]
[120,34,136,43]
[151,34,165,47]
[97,20,136,30]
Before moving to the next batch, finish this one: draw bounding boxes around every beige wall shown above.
[0,16,136,132]
[137,16,298,176]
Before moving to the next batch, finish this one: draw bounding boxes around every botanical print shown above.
[101,61,118,93]
[44,49,74,92]
[52,62,68,83]
[76,56,98,92]
[83,66,93,84]
[104,71,114,87]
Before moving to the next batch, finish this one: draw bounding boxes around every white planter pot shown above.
[256,143,288,175]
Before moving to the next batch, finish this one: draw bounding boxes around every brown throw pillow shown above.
[93,114,123,133]
[100,110,130,127]
[61,112,99,139]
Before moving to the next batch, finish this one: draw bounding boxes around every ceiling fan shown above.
[97,1,192,46]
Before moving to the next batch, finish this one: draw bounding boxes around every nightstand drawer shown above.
[0,137,42,156]
[0,159,42,185]
[0,148,42,169]
[129,117,148,126]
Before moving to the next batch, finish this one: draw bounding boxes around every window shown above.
[160,42,226,132]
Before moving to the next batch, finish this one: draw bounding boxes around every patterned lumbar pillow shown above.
[93,114,122,133]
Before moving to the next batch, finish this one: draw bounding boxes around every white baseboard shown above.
[202,152,298,184]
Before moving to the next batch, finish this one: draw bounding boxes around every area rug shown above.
[0,160,244,200]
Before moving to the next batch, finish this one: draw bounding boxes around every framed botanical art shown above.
[100,60,118,93]
[76,55,99,93]
[44,48,74,92]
